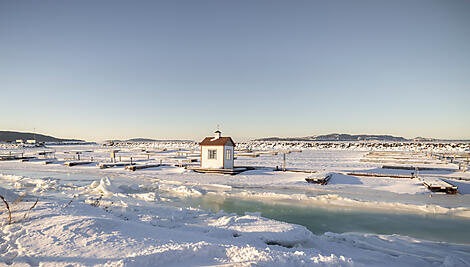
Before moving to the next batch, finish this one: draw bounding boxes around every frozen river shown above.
[180,194,470,245]
[1,167,469,245]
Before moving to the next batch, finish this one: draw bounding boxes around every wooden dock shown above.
[360,158,444,165]
[424,175,470,181]
[167,158,198,163]
[274,168,317,174]
[306,174,331,185]
[235,153,260,158]
[366,151,425,156]
[125,164,162,171]
[364,151,470,168]
[0,155,36,161]
[345,172,413,179]
[0,155,17,161]
[235,149,301,158]
[186,167,251,175]
[99,162,135,169]
[64,161,93,166]
[382,165,459,172]
[22,158,57,164]
[174,151,199,157]
[20,157,40,162]
[422,180,458,194]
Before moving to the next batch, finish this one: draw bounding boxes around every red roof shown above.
[200,137,235,146]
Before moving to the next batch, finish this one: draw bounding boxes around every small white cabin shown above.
[200,131,235,169]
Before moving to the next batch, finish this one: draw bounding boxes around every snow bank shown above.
[228,191,470,219]
[0,187,355,266]
[131,192,157,201]
[208,212,313,247]
[0,174,469,267]
[0,173,59,193]
[2,190,468,266]
[85,177,122,196]
[157,183,203,196]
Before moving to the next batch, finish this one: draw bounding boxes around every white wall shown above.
[201,145,234,169]
[201,145,224,169]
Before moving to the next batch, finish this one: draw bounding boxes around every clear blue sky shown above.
[1,0,469,141]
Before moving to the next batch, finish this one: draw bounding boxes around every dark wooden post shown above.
[283,153,286,171]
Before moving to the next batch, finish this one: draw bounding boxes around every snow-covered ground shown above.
[1,143,470,266]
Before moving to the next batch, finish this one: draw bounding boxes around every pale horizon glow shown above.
[1,0,469,141]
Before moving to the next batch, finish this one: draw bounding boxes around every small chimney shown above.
[214,130,221,140]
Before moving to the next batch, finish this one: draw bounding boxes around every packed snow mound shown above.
[131,192,157,201]
[209,212,313,247]
[157,183,203,196]
[9,200,354,266]
[318,232,470,266]
[0,173,59,193]
[86,177,121,196]
[222,245,353,267]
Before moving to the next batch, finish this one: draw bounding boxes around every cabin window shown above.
[208,149,217,159]
[226,149,231,160]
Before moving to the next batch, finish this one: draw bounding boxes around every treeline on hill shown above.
[256,133,412,142]
[0,131,83,143]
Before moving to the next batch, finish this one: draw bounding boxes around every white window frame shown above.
[226,149,231,160]
[208,149,217,160]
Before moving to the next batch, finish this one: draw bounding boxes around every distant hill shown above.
[411,137,437,142]
[0,131,84,143]
[255,134,470,142]
[254,133,408,142]
[126,138,158,142]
